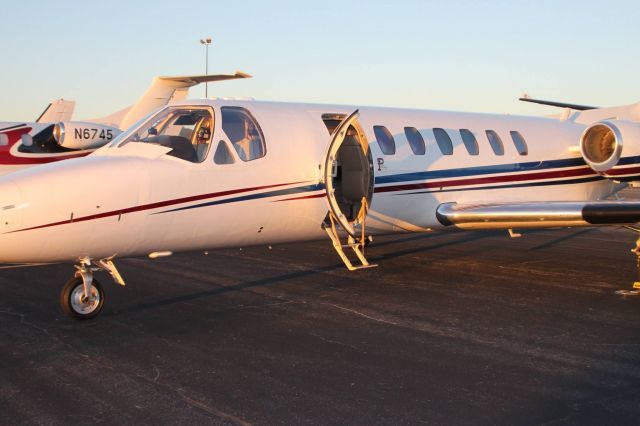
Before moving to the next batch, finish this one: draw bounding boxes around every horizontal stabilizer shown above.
[157,71,252,87]
[118,71,251,130]
[519,95,597,111]
[437,201,640,230]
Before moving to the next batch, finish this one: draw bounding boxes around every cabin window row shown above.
[373,126,528,157]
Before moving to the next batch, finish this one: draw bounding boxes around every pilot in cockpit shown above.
[194,117,212,144]
[235,119,259,161]
[192,116,212,161]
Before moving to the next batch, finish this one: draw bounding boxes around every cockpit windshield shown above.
[119,106,214,163]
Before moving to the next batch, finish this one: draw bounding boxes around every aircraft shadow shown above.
[526,228,595,251]
[106,232,493,317]
[104,262,344,317]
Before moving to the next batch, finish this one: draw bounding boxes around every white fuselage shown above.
[0,99,631,264]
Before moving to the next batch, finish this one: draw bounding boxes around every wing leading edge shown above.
[436,201,640,230]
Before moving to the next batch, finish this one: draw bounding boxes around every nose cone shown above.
[0,155,147,263]
[0,179,24,233]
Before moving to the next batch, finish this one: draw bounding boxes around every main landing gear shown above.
[59,257,125,319]
[617,227,640,296]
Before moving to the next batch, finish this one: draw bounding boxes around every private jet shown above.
[0,83,639,318]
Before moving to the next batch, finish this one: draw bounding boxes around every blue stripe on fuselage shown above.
[375,155,640,185]
[374,157,589,185]
[399,175,604,195]
[616,155,640,166]
[155,184,324,214]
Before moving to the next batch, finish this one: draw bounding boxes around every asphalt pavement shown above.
[1,210,640,424]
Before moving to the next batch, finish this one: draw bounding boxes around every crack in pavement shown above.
[176,389,252,426]
[308,332,366,354]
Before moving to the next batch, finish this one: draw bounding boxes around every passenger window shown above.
[433,128,453,155]
[373,126,396,155]
[459,129,479,155]
[221,107,266,161]
[123,107,213,163]
[485,130,504,155]
[404,127,425,155]
[213,140,235,164]
[510,131,528,155]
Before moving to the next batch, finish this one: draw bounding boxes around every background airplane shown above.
[35,98,76,123]
[0,72,250,175]
[0,98,76,159]
[0,98,76,130]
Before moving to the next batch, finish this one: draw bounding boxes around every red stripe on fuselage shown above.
[374,166,596,193]
[9,181,310,234]
[605,166,640,177]
[7,161,623,234]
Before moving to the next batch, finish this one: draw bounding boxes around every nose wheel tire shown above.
[60,277,105,319]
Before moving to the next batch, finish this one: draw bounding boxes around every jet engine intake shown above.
[53,122,121,150]
[579,120,623,173]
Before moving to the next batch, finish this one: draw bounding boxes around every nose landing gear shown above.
[60,276,104,319]
[59,257,125,319]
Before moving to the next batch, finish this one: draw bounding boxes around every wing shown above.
[436,201,640,230]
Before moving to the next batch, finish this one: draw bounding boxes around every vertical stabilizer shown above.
[117,71,251,130]
[35,99,76,123]
[171,88,189,102]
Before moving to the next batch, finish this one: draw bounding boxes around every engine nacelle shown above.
[53,122,121,150]
[580,120,623,173]
[580,119,640,180]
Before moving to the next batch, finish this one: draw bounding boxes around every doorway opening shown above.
[322,113,374,225]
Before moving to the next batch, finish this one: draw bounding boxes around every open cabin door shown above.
[322,110,376,270]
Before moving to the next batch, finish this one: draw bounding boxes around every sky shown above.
[1,0,639,121]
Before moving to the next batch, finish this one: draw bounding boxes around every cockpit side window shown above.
[120,107,214,163]
[221,107,266,161]
[213,140,235,165]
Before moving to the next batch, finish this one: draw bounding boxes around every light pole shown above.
[199,37,212,97]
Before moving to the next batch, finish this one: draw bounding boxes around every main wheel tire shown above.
[60,276,105,319]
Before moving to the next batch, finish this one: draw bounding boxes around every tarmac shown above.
[2,196,640,424]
